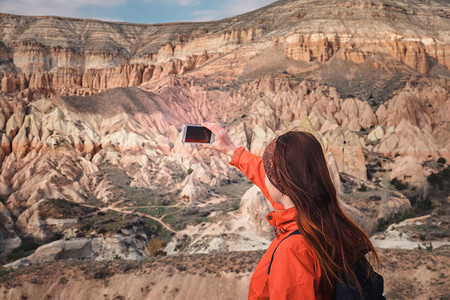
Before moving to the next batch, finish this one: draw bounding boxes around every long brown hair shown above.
[273,131,379,296]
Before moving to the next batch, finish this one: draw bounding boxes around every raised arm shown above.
[200,122,285,210]
[229,146,285,210]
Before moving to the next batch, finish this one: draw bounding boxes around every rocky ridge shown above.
[0,0,449,98]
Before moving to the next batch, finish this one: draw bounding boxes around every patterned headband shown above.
[263,137,285,194]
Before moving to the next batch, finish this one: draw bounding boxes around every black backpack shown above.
[332,257,385,300]
[268,230,385,300]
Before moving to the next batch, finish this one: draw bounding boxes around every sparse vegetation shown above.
[147,238,166,256]
[101,164,130,186]
[142,219,172,244]
[40,198,94,219]
[121,187,179,207]
[374,208,419,233]
[0,268,11,278]
[417,241,434,252]
[375,217,390,232]
[79,210,128,233]
[78,209,170,245]
[391,177,409,191]
[427,167,450,190]
[7,240,40,262]
[409,195,432,210]
[162,206,211,231]
[357,183,368,192]
[134,207,180,219]
[369,195,381,201]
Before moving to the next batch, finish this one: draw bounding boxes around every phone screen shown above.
[184,126,213,143]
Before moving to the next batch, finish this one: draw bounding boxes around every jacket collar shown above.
[265,206,298,236]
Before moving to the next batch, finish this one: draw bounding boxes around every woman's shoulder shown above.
[277,234,317,263]
[272,231,321,279]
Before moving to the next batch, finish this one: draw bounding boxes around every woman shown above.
[200,123,382,300]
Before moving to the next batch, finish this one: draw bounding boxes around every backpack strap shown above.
[266,230,385,299]
[268,229,300,275]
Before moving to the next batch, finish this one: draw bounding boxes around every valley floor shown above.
[1,247,449,300]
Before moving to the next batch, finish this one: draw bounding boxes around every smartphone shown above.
[182,125,215,144]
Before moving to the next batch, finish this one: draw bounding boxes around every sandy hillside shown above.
[1,247,449,300]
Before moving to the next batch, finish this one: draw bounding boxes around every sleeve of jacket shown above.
[268,243,320,300]
[229,146,285,210]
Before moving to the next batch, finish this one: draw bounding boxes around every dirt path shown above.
[79,202,181,234]
[107,205,179,234]
[125,203,184,209]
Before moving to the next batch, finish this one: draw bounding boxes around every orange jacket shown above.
[230,147,327,300]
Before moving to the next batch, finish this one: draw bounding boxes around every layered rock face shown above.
[0,0,448,265]
[0,0,449,96]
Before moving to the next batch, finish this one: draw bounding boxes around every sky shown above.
[0,0,276,24]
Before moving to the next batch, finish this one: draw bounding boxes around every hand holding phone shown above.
[182,125,215,144]
[194,123,237,157]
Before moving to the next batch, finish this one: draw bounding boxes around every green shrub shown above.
[427,173,440,186]
[391,178,408,191]
[375,217,390,232]
[427,166,450,190]
[357,184,367,192]
[409,195,418,206]
[147,238,166,256]
[416,196,432,210]
[0,268,11,278]
[437,157,446,164]
[398,211,416,222]
[7,241,40,262]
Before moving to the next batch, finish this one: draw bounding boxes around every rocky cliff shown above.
[0,0,449,96]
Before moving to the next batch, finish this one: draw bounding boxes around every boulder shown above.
[327,128,367,180]
[388,156,426,187]
[367,126,384,142]
[239,185,273,239]
[5,230,150,268]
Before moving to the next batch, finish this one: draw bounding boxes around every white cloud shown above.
[177,0,201,6]
[0,0,126,18]
[0,0,277,23]
[91,16,125,22]
[142,0,200,7]
[192,0,275,21]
